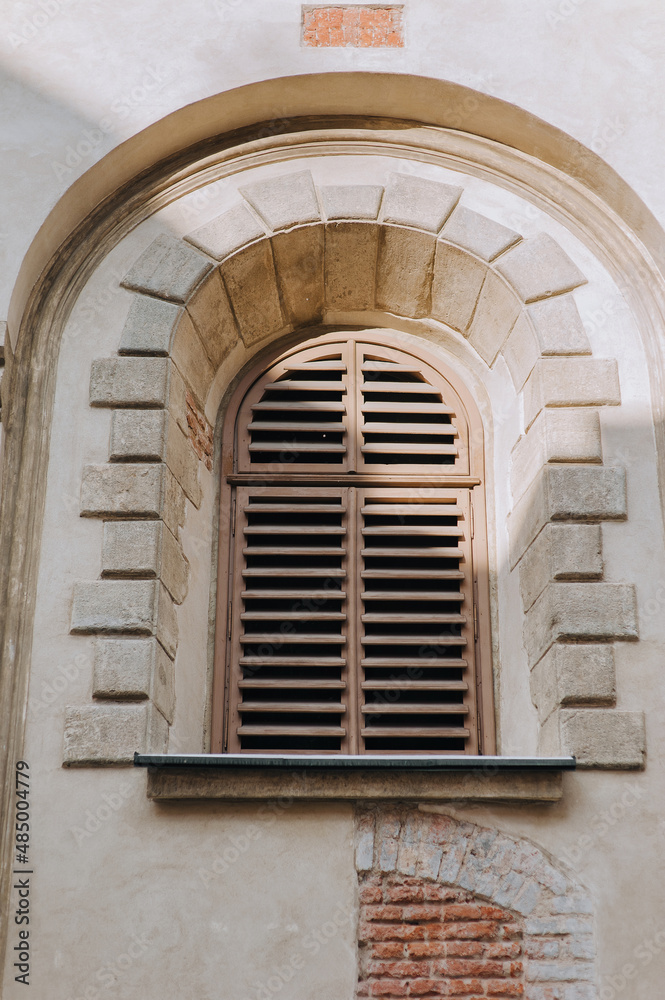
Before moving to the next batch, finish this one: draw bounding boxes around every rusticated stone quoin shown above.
[355,807,597,997]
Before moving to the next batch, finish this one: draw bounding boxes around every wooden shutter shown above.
[216,332,491,755]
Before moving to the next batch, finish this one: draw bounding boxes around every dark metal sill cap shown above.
[134,753,576,771]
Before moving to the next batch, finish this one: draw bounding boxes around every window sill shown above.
[134,754,575,803]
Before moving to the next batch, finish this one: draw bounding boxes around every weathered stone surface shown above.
[92,637,175,723]
[80,463,164,518]
[160,523,189,604]
[324,222,378,311]
[467,271,521,365]
[110,409,167,461]
[63,702,168,765]
[495,233,587,303]
[171,312,214,409]
[524,358,620,429]
[240,170,320,231]
[430,243,486,332]
[70,579,178,658]
[185,268,239,369]
[519,523,603,611]
[376,226,436,318]
[90,357,169,408]
[501,311,540,390]
[271,224,324,327]
[541,709,645,769]
[510,466,626,563]
[121,234,213,303]
[168,363,189,438]
[320,184,383,220]
[163,468,187,536]
[165,415,201,508]
[531,644,615,722]
[381,173,461,232]
[102,520,162,577]
[441,206,521,262]
[524,583,637,666]
[118,294,182,356]
[510,409,602,501]
[185,203,267,260]
[220,240,283,345]
[147,768,564,802]
[527,294,591,355]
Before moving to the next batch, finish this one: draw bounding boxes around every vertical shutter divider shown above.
[345,486,360,754]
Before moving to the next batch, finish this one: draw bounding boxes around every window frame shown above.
[211,330,496,756]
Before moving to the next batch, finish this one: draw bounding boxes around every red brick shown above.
[302,5,404,48]
[408,979,440,996]
[403,905,444,922]
[369,979,409,997]
[442,904,510,922]
[406,943,447,959]
[447,980,484,995]
[360,885,384,905]
[365,905,403,921]
[368,961,426,978]
[371,943,405,959]
[446,942,483,958]
[363,923,427,941]
[386,885,424,903]
[500,924,522,939]
[483,982,524,997]
[430,922,500,941]
[434,959,504,978]
[485,943,522,959]
[423,886,465,903]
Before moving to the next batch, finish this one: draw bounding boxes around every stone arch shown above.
[64,168,643,769]
[355,806,596,998]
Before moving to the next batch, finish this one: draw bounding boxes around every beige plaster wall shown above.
[3,151,665,998]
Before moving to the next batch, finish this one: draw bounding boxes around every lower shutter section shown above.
[227,487,477,754]
[358,489,476,754]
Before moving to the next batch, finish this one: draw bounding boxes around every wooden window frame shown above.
[211,330,495,756]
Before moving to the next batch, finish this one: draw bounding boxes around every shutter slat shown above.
[241,611,346,621]
[248,442,347,453]
[240,679,346,689]
[244,504,347,513]
[362,704,469,715]
[362,680,469,691]
[242,590,347,599]
[244,525,345,534]
[361,727,470,738]
[361,591,464,601]
[361,657,468,668]
[363,525,464,536]
[239,702,346,713]
[248,422,347,432]
[240,656,346,666]
[361,422,459,436]
[361,443,458,455]
[362,401,455,413]
[361,635,467,646]
[240,633,345,644]
[263,380,347,392]
[362,569,465,579]
[361,613,466,624]
[239,726,347,736]
[251,400,347,411]
[361,546,465,559]
[361,381,444,394]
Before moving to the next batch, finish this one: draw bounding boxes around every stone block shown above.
[430,243,486,332]
[160,523,189,604]
[509,465,626,564]
[171,312,214,409]
[63,702,168,765]
[102,520,162,577]
[440,206,521,262]
[71,579,178,658]
[380,173,461,232]
[163,468,187,536]
[467,271,521,365]
[165,415,201,508]
[168,364,189,438]
[92,637,175,723]
[530,644,615,722]
[527,294,591,355]
[324,222,378,311]
[220,240,283,345]
[185,268,239,369]
[376,226,436,318]
[240,170,320,231]
[185,203,267,260]
[524,358,620,428]
[501,312,540,390]
[320,184,383,220]
[524,583,637,666]
[121,234,213,303]
[540,709,646,769]
[511,408,602,501]
[110,409,167,461]
[271,224,324,327]
[90,357,170,408]
[519,523,603,611]
[495,233,587,303]
[80,463,164,519]
[118,294,182,356]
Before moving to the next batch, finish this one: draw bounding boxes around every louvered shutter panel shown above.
[217,333,490,755]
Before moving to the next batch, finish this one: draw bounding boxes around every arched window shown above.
[211,331,494,755]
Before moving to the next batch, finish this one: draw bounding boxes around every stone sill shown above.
[135,754,575,802]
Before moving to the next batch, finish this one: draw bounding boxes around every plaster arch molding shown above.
[64,166,644,769]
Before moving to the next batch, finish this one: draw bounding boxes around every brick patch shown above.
[358,876,524,998]
[302,6,404,47]
[185,391,213,471]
